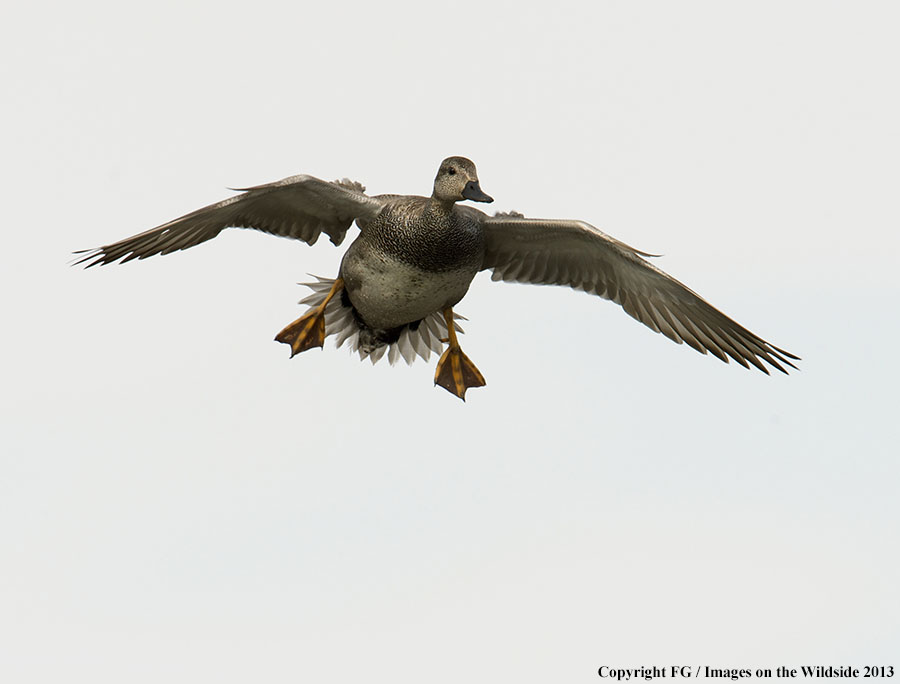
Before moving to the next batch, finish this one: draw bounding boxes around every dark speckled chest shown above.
[364,197,485,272]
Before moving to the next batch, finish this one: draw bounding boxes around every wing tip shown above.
[70,248,105,268]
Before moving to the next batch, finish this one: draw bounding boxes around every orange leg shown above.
[434,307,486,401]
[274,278,344,357]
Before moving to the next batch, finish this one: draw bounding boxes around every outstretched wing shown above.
[75,175,385,267]
[481,214,798,374]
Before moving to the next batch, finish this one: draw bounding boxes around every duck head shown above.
[432,157,493,204]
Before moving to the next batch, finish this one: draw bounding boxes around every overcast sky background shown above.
[2,2,898,682]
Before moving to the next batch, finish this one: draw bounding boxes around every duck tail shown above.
[295,276,465,366]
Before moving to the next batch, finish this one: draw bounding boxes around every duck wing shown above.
[481,214,798,374]
[75,176,385,267]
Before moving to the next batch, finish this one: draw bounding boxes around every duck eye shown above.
[447,168,456,176]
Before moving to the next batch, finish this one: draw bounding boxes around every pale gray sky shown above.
[2,1,898,682]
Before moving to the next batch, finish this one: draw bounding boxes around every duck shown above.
[76,156,798,399]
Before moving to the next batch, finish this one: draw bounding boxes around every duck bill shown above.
[462,180,493,203]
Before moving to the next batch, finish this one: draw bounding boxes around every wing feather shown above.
[481,215,798,374]
[75,175,385,267]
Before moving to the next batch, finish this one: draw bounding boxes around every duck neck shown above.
[427,196,457,217]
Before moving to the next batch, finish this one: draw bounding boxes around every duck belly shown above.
[340,250,477,330]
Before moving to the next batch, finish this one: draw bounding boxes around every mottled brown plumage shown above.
[77,156,799,398]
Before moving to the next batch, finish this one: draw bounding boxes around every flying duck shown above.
[77,157,798,399]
